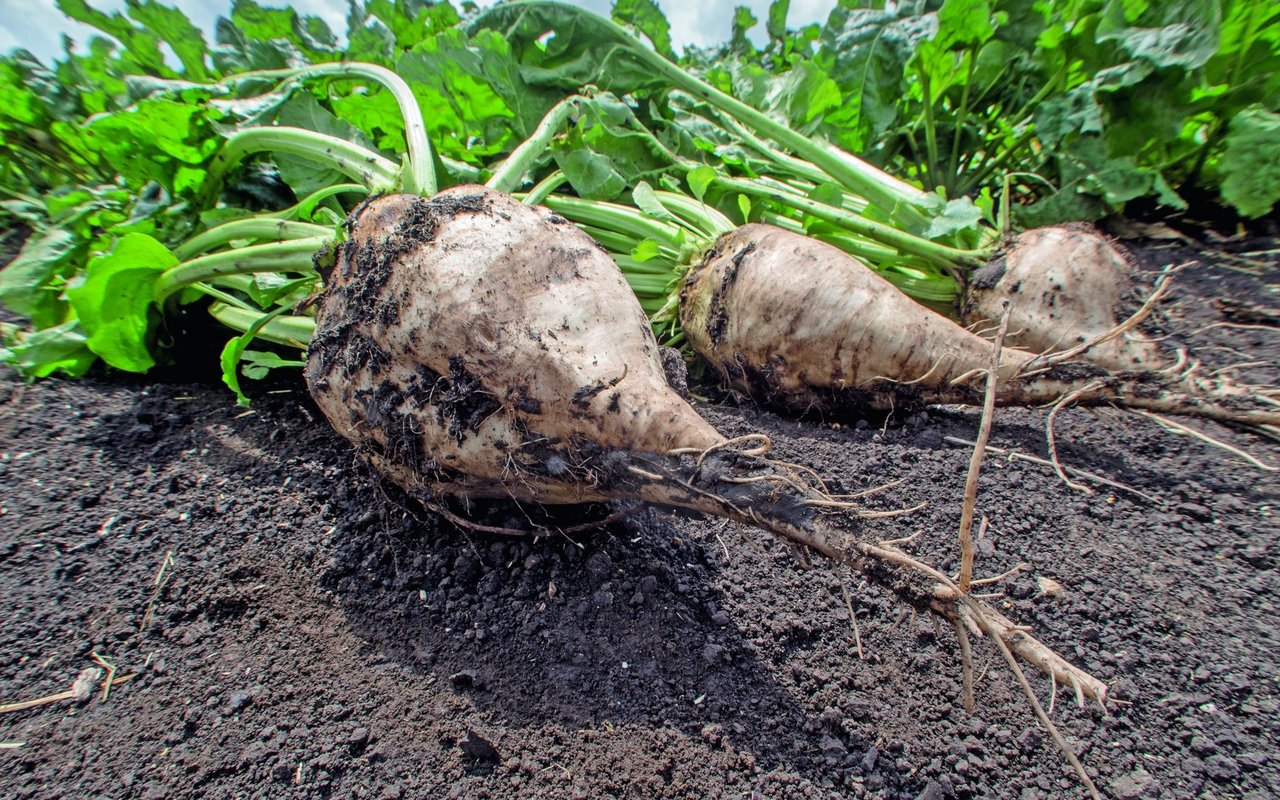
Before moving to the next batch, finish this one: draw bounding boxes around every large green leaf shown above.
[1219,106,1280,218]
[364,0,460,51]
[935,0,994,50]
[226,0,340,63]
[1097,0,1221,70]
[551,96,671,200]
[816,4,937,151]
[396,28,545,164]
[65,232,176,372]
[0,320,97,379]
[83,98,220,194]
[0,229,80,329]
[56,0,170,76]
[471,1,665,96]
[125,0,212,80]
[612,0,676,60]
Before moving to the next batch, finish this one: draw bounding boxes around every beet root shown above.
[962,225,1165,373]
[680,224,1279,427]
[306,186,724,505]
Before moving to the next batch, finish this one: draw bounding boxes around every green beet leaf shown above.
[816,5,935,152]
[365,0,460,52]
[555,149,626,200]
[241,349,305,380]
[471,2,664,98]
[730,6,759,54]
[0,228,80,329]
[1219,106,1280,219]
[124,0,211,81]
[612,0,676,60]
[923,197,986,240]
[1096,0,1222,71]
[82,98,219,195]
[55,0,170,76]
[227,0,339,64]
[552,96,670,200]
[0,320,97,379]
[396,28,536,165]
[632,182,677,222]
[630,239,661,262]
[766,0,790,45]
[687,165,717,202]
[65,233,177,372]
[219,306,295,406]
[935,0,994,50]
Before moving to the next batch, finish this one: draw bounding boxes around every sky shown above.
[0,0,839,63]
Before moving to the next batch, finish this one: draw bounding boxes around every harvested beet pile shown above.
[1,238,1277,799]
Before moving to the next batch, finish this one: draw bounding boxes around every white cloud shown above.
[0,0,836,63]
[627,1,836,50]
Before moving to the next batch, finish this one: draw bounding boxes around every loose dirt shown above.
[1,235,1277,799]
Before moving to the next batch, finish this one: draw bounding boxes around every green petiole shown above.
[523,170,569,206]
[263,183,368,220]
[708,173,985,268]
[541,195,685,248]
[154,236,330,303]
[208,302,315,348]
[219,62,436,196]
[197,127,399,208]
[488,96,584,193]
[174,218,332,260]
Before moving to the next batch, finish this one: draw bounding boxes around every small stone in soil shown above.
[348,727,370,753]
[1237,751,1269,769]
[1202,754,1240,782]
[228,690,252,713]
[914,781,945,800]
[1109,767,1156,799]
[1017,729,1041,752]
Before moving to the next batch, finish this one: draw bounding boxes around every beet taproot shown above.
[680,224,1278,427]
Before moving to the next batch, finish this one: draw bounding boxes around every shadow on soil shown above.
[319,477,896,783]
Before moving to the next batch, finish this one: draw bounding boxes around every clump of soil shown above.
[0,237,1277,799]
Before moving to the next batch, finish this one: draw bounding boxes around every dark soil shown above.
[1,237,1277,800]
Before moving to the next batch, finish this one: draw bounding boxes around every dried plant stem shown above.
[954,612,976,713]
[966,603,1102,800]
[1194,322,1280,334]
[139,550,175,633]
[958,303,1011,593]
[967,558,1024,588]
[1132,410,1278,471]
[0,674,136,715]
[840,573,865,660]
[943,437,1157,503]
[1045,382,1107,493]
[0,689,80,714]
